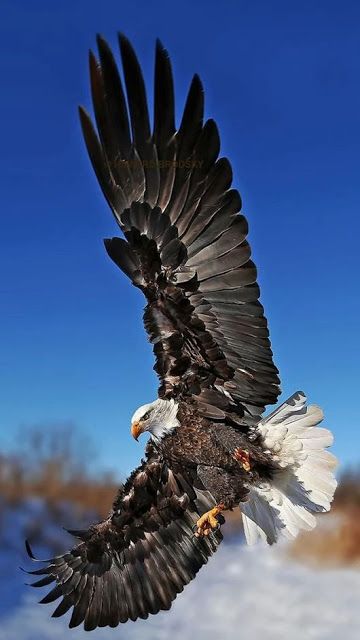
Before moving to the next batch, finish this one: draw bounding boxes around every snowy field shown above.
[0,501,359,640]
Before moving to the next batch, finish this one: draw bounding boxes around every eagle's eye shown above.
[142,410,151,421]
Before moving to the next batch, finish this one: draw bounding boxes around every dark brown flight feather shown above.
[26,448,222,630]
[79,34,280,421]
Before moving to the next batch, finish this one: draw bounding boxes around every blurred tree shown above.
[0,424,118,518]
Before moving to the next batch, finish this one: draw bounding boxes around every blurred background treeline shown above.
[0,426,118,555]
[0,425,117,516]
[0,424,359,566]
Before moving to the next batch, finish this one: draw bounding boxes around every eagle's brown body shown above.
[159,401,276,507]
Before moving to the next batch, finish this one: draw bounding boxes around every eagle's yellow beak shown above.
[131,421,143,441]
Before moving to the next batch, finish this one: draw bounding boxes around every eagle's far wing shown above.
[80,35,280,425]
[25,450,221,630]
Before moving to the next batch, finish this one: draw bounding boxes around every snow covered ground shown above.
[0,502,359,640]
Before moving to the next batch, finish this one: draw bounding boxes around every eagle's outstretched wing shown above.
[26,446,222,630]
[80,35,280,426]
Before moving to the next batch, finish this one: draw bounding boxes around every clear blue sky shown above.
[1,0,359,478]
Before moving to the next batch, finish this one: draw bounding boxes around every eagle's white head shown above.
[130,398,179,442]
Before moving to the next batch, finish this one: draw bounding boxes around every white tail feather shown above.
[241,392,338,545]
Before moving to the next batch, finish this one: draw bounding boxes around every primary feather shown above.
[26,452,222,629]
[80,33,280,423]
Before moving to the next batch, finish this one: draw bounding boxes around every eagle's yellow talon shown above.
[233,448,251,472]
[195,504,224,537]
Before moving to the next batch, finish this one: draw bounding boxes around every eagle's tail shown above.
[241,392,338,545]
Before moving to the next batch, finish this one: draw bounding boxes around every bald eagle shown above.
[26,34,337,630]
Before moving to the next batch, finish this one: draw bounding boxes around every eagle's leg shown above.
[195,503,225,537]
[233,448,251,471]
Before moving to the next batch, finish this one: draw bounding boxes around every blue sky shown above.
[1,0,359,478]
